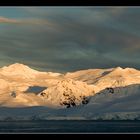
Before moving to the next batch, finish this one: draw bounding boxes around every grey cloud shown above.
[0,16,19,23]
[0,16,52,27]
[0,7,140,72]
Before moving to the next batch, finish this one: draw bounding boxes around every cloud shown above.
[0,7,140,72]
[0,16,52,26]
[0,16,19,23]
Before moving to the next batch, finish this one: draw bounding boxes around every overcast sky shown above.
[0,7,140,73]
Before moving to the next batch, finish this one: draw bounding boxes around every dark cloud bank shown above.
[0,7,140,73]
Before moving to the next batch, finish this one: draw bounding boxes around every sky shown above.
[0,7,140,73]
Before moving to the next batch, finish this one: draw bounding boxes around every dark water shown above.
[0,120,140,133]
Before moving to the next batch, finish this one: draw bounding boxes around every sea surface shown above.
[0,120,140,133]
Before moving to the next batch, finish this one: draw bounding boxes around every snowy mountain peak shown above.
[1,63,37,71]
[112,67,139,72]
[38,79,94,108]
[109,67,140,76]
[113,66,123,70]
[0,63,39,78]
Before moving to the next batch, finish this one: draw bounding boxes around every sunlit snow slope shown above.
[0,63,140,120]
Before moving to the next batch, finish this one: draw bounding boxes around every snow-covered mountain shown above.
[0,63,62,79]
[0,63,40,79]
[65,67,140,93]
[38,79,94,108]
[0,63,140,120]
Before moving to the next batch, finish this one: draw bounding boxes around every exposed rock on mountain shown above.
[38,79,94,108]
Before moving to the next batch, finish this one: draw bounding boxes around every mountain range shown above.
[0,63,140,120]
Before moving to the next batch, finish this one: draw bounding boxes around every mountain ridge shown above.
[0,63,139,120]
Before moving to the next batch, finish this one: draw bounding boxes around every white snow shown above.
[38,78,94,107]
[0,63,40,79]
[0,63,139,120]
